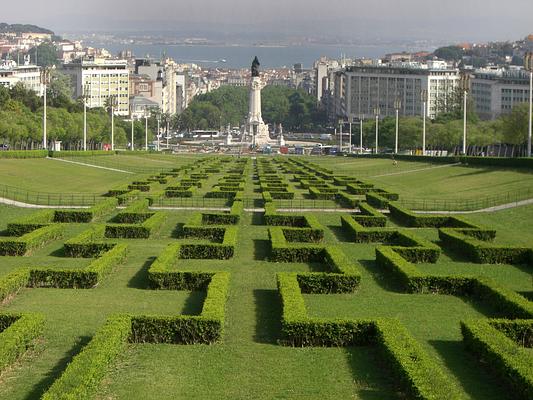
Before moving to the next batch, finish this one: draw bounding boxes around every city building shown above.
[0,60,42,95]
[331,62,460,122]
[134,58,178,115]
[471,67,532,119]
[313,57,340,103]
[61,57,130,116]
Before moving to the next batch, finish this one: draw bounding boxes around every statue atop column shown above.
[251,56,260,77]
[244,56,272,148]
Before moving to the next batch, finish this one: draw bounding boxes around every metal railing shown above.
[399,188,533,211]
[0,184,101,206]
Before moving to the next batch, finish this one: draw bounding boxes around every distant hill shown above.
[0,23,54,35]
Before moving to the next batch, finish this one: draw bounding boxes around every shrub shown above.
[28,244,128,289]
[439,228,531,264]
[0,150,48,159]
[105,212,165,239]
[0,224,63,256]
[63,225,115,257]
[0,313,45,373]
[41,314,132,400]
[6,209,55,236]
[54,198,117,223]
[461,319,533,400]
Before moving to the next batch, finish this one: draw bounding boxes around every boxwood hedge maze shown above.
[0,155,531,399]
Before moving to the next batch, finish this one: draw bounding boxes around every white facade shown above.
[0,61,42,95]
[334,64,460,120]
[62,58,130,116]
[244,76,271,147]
[471,68,532,119]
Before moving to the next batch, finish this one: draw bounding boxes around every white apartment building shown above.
[0,60,42,95]
[61,58,130,116]
[332,62,460,121]
[135,58,178,115]
[471,68,531,119]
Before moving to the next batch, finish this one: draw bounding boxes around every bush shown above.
[63,225,115,257]
[439,228,531,264]
[54,198,118,223]
[48,150,115,158]
[0,270,30,303]
[28,244,128,289]
[41,314,132,400]
[0,224,63,256]
[0,150,48,159]
[6,209,55,236]
[0,313,45,373]
[105,212,165,239]
[461,319,533,400]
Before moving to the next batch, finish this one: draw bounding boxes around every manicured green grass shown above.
[0,156,531,399]
[0,159,134,194]
[371,164,533,202]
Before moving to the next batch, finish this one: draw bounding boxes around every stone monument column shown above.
[245,56,271,147]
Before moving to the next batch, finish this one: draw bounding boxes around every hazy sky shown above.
[3,0,533,41]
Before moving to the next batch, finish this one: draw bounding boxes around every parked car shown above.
[0,144,9,150]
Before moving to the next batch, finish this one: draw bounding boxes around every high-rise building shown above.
[313,57,340,103]
[134,58,178,115]
[331,62,460,121]
[61,57,130,116]
[471,68,532,119]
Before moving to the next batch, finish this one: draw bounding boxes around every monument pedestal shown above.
[245,76,273,147]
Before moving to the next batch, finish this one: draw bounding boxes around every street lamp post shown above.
[40,67,52,150]
[82,84,90,151]
[360,114,364,154]
[157,115,161,152]
[421,90,428,155]
[394,98,402,154]
[460,73,470,155]
[339,119,343,153]
[145,113,149,151]
[349,118,352,153]
[374,107,380,154]
[131,116,135,151]
[527,66,533,157]
[526,52,533,157]
[109,95,118,151]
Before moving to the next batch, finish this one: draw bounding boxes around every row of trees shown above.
[349,103,531,152]
[175,86,327,132]
[0,83,155,150]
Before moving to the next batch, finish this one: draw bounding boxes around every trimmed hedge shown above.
[6,209,55,236]
[276,273,461,399]
[105,212,165,239]
[54,197,118,223]
[439,228,531,264]
[48,150,115,158]
[0,313,45,373]
[64,225,116,258]
[0,270,30,303]
[41,314,132,400]
[375,245,533,318]
[200,200,243,225]
[461,319,533,400]
[0,150,48,159]
[351,202,387,227]
[133,272,229,344]
[180,227,237,260]
[388,203,495,236]
[0,224,64,256]
[28,244,128,289]
[113,199,151,224]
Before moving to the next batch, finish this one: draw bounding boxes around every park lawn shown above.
[370,163,533,201]
[305,156,437,176]
[0,156,531,399]
[62,153,203,173]
[0,158,135,194]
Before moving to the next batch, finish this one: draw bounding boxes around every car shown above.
[0,144,9,151]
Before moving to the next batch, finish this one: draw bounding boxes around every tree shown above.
[28,42,58,67]
[47,70,75,109]
[500,103,532,144]
[433,46,464,61]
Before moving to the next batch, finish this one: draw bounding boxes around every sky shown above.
[2,0,533,42]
